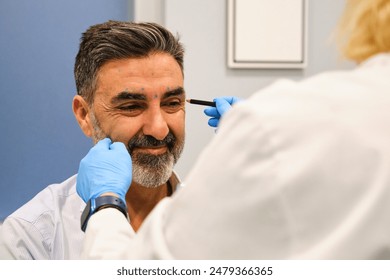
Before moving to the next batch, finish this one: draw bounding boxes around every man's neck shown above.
[125,181,171,231]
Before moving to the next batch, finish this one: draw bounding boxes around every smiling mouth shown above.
[134,146,168,155]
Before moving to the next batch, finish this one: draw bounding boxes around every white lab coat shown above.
[83,53,390,259]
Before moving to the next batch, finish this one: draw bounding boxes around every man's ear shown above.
[72,95,93,137]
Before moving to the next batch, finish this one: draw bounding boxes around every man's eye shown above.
[162,100,183,113]
[162,100,182,107]
[166,101,181,107]
[119,104,144,111]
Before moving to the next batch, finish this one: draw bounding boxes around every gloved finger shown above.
[208,118,219,127]
[217,96,242,105]
[214,98,232,116]
[95,137,112,150]
[204,107,220,118]
[231,96,241,104]
[109,141,127,151]
[225,96,241,104]
[110,142,132,165]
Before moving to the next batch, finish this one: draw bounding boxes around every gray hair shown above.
[74,20,185,104]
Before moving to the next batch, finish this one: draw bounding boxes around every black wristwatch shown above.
[81,195,128,232]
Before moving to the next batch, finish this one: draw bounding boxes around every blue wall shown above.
[0,0,132,220]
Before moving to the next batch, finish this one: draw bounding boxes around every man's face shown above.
[90,53,185,188]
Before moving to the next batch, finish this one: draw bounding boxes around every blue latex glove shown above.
[76,138,132,203]
[204,96,242,127]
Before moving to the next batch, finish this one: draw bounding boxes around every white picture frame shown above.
[227,0,308,69]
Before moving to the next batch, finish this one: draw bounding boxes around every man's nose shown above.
[142,109,169,141]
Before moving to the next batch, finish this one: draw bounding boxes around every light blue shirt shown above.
[1,172,181,259]
[1,175,84,259]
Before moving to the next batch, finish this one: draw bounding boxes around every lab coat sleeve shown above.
[82,208,136,259]
[82,199,174,259]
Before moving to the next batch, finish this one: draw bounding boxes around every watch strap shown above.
[81,195,128,232]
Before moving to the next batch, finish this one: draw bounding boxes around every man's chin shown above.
[130,148,180,187]
[132,163,173,188]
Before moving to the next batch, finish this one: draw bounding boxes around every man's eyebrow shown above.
[111,91,146,104]
[163,87,185,99]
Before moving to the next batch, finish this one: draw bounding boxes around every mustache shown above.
[127,132,176,154]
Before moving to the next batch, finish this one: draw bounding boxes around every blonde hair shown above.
[337,0,390,63]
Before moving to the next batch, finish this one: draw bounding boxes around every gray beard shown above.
[131,152,174,188]
[89,110,181,188]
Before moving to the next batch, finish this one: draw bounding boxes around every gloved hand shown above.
[204,96,242,127]
[76,138,132,203]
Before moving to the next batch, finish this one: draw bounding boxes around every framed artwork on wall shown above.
[227,0,308,69]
